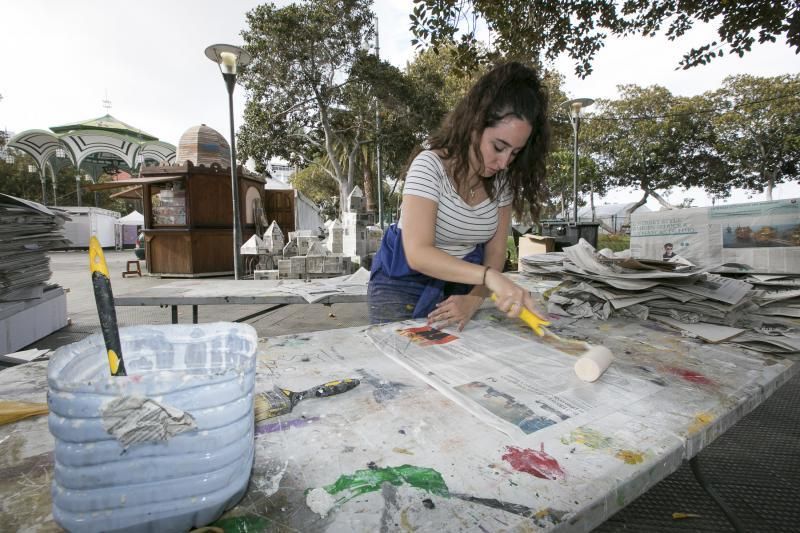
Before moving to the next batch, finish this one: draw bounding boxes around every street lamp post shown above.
[373,17,384,230]
[561,98,594,224]
[205,43,252,280]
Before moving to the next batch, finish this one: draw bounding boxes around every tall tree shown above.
[409,0,800,77]
[710,74,800,200]
[238,0,375,211]
[585,85,727,225]
[0,151,41,201]
[239,1,444,218]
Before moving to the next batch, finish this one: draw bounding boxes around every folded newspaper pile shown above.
[0,194,71,302]
[519,239,800,354]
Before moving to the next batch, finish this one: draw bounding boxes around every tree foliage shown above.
[409,0,800,77]
[238,0,376,208]
[238,0,447,218]
[571,76,799,223]
[582,85,730,217]
[710,74,800,199]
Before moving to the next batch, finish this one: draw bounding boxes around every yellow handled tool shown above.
[89,237,126,376]
[490,293,550,336]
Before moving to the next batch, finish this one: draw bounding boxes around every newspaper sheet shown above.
[270,269,369,303]
[366,319,663,440]
[630,199,800,273]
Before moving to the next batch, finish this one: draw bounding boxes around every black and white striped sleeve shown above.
[402,151,442,203]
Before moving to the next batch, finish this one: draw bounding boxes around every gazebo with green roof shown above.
[7,114,176,206]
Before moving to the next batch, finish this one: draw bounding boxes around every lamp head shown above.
[561,97,595,119]
[205,44,251,75]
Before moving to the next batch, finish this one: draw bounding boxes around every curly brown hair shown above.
[427,62,550,220]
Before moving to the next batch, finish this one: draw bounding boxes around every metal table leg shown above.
[192,305,198,324]
[689,456,747,533]
[235,304,289,323]
[171,305,178,324]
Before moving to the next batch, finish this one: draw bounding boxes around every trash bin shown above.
[539,220,600,251]
[48,322,258,533]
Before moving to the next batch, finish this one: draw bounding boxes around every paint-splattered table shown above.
[114,276,368,324]
[0,310,796,532]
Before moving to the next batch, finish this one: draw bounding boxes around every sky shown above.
[1,0,798,209]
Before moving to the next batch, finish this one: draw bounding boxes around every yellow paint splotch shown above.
[615,449,645,464]
[392,447,414,455]
[561,427,613,450]
[688,412,714,435]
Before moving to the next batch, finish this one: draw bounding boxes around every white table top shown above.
[0,308,795,531]
[114,276,368,306]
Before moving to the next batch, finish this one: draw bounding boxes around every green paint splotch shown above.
[209,515,271,532]
[323,464,449,501]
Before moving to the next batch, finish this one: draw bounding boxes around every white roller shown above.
[574,345,614,382]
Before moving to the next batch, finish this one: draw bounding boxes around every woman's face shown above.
[474,116,532,177]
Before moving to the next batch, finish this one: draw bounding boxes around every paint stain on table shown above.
[615,450,645,464]
[562,427,647,465]
[255,416,320,435]
[664,366,714,386]
[393,447,414,455]
[502,444,565,480]
[561,428,613,450]
[322,464,449,501]
[688,412,714,435]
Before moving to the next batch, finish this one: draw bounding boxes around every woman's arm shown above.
[400,194,488,286]
[403,195,540,321]
[470,204,512,298]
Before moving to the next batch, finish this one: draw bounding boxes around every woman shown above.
[368,62,550,330]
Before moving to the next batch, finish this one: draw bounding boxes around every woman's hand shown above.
[484,268,545,320]
[427,294,484,331]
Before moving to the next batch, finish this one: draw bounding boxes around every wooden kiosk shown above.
[140,162,265,277]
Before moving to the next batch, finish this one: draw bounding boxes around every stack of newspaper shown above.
[0,194,71,302]
[518,239,800,354]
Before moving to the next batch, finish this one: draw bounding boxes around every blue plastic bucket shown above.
[47,322,257,533]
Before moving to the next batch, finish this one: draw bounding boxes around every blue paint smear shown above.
[255,416,320,435]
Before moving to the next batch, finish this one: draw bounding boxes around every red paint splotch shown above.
[664,366,714,386]
[502,443,565,480]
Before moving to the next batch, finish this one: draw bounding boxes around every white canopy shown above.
[117,210,144,226]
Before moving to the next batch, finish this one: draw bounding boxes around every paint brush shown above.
[254,378,359,422]
[89,236,126,376]
[490,293,551,336]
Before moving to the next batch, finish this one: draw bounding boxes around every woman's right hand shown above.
[484,268,545,320]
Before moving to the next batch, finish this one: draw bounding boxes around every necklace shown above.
[467,179,481,199]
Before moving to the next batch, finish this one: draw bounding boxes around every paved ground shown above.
[14,250,800,532]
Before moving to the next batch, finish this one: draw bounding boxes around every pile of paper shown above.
[0,194,71,302]
[518,239,800,354]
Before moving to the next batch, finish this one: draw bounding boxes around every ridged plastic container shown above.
[47,322,258,533]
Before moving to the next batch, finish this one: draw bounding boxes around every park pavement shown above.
[15,250,800,532]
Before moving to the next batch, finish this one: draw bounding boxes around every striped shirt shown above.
[399,150,513,258]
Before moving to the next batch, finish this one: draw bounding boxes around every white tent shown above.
[117,210,144,226]
[116,210,144,249]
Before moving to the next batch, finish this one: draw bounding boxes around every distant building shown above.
[269,163,294,184]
